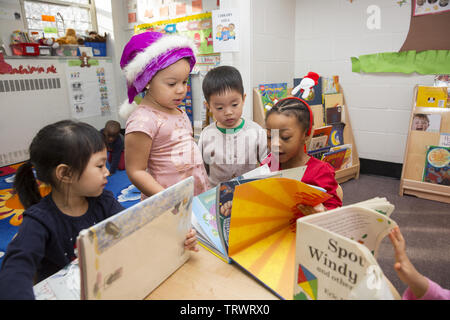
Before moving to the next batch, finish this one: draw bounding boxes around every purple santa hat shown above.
[118,31,196,119]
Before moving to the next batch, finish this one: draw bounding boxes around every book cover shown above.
[329,122,345,147]
[422,145,450,186]
[307,125,332,152]
[294,198,398,300]
[258,83,288,112]
[321,148,347,171]
[330,144,352,169]
[77,177,194,300]
[293,76,323,106]
[416,86,448,108]
[325,106,342,125]
[227,177,332,300]
[439,133,450,147]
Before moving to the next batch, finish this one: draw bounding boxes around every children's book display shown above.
[253,75,360,183]
[191,165,308,262]
[400,85,450,204]
[33,177,195,300]
[294,198,397,300]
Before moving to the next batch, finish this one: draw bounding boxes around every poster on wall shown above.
[212,8,239,52]
[413,0,450,16]
[64,59,117,119]
[135,12,214,55]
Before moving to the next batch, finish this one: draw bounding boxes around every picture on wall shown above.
[212,8,239,52]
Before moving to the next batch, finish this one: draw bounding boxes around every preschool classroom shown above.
[0,0,449,302]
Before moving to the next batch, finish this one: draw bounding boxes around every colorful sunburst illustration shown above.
[294,264,318,300]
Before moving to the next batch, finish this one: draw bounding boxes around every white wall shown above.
[251,0,296,87]
[294,0,435,163]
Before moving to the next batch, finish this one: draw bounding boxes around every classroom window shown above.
[20,0,98,39]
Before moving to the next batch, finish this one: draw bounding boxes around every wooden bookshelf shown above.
[399,85,450,204]
[253,88,360,184]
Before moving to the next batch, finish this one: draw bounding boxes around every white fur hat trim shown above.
[123,34,196,84]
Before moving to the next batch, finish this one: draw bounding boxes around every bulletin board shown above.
[135,12,215,55]
[0,57,118,167]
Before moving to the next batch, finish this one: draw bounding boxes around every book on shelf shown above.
[308,146,331,160]
[258,83,288,112]
[321,148,347,171]
[322,76,340,96]
[294,197,398,300]
[293,76,323,106]
[439,133,450,147]
[307,125,332,152]
[191,165,309,263]
[422,145,450,186]
[416,86,448,108]
[34,177,195,300]
[329,122,345,147]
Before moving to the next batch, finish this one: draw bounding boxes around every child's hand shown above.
[388,226,428,299]
[296,203,326,216]
[220,201,232,217]
[184,228,199,252]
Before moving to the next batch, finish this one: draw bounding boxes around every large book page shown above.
[295,217,395,300]
[228,177,332,299]
[77,177,193,300]
[300,206,396,256]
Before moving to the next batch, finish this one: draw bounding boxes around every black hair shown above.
[202,65,244,103]
[104,120,121,134]
[265,98,313,135]
[14,120,106,209]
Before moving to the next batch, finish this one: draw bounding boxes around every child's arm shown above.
[388,227,429,299]
[0,216,47,299]
[125,132,165,197]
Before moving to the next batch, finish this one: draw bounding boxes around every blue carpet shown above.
[0,161,139,268]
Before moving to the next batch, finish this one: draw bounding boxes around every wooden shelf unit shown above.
[399,85,450,204]
[253,88,360,184]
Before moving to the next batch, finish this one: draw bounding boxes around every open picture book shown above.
[191,165,311,262]
[228,193,397,300]
[294,198,397,300]
[33,177,194,300]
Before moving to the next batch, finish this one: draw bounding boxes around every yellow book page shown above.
[228,178,331,299]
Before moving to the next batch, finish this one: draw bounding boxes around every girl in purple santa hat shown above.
[119,31,210,198]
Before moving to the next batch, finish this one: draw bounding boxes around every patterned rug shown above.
[0,161,140,267]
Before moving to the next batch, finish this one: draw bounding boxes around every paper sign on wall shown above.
[212,9,239,52]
